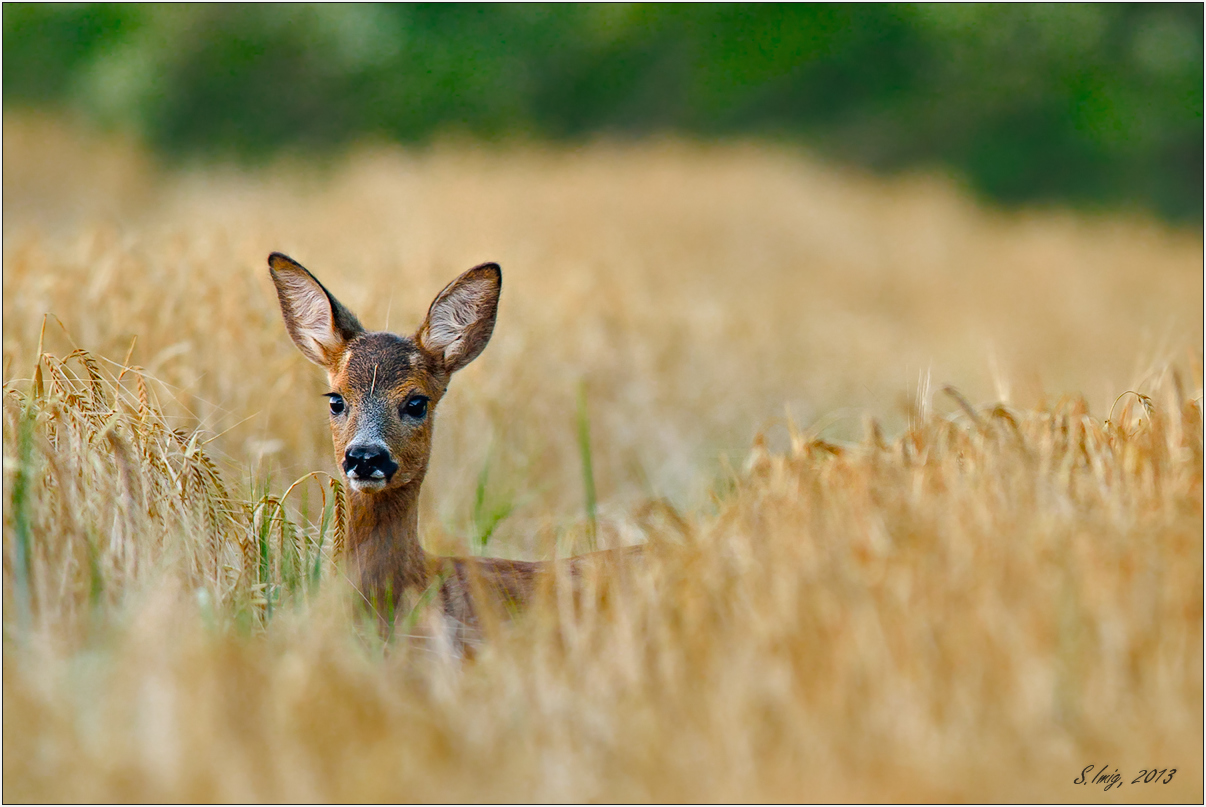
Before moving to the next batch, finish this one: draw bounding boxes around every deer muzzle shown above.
[343,443,399,490]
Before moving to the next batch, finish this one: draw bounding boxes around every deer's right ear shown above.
[268,253,365,368]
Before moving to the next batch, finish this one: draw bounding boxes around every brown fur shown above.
[269,253,637,654]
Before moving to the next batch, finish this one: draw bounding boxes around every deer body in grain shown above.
[269,253,635,654]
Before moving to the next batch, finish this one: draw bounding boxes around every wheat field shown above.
[3,114,1202,802]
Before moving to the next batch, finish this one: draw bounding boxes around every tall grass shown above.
[3,115,1202,801]
[577,381,598,551]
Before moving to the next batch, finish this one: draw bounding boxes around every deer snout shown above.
[343,443,399,485]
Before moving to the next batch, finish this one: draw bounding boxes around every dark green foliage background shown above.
[5,3,1202,220]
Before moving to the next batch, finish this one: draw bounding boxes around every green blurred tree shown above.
[4,3,1201,220]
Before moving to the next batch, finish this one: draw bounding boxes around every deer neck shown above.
[345,480,431,605]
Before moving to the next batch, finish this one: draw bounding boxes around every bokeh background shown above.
[5,2,1203,220]
[4,1,1202,515]
[3,4,1203,803]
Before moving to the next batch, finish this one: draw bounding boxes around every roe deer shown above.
[269,253,637,654]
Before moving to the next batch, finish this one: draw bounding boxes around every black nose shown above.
[343,444,399,482]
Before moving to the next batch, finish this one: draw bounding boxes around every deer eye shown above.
[326,393,346,416]
[402,395,428,420]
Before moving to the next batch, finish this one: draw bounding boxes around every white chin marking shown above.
[349,478,387,493]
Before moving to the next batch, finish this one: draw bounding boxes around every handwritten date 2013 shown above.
[1074,765,1176,791]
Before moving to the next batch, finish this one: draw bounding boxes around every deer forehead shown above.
[330,332,442,401]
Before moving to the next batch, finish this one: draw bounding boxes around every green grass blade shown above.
[10,405,36,633]
[577,380,598,550]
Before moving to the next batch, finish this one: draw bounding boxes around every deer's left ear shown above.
[269,252,365,368]
[417,262,501,374]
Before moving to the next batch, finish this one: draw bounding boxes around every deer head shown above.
[269,253,501,495]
